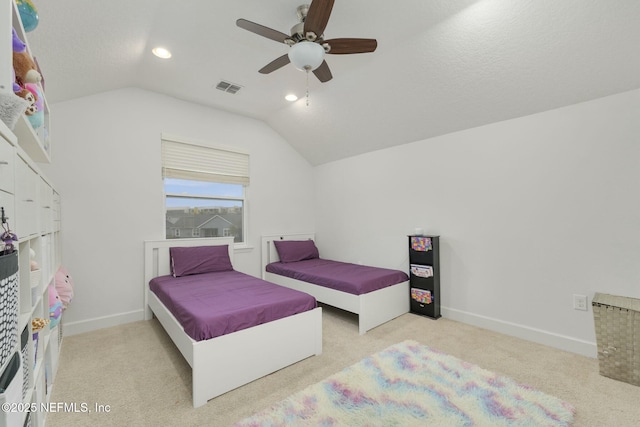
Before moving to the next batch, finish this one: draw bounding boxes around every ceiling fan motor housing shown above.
[296,4,310,22]
[290,22,306,41]
[291,5,322,42]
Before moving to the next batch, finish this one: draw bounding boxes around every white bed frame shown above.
[144,237,322,408]
[261,233,409,335]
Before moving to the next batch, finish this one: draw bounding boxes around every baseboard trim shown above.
[61,307,597,357]
[441,306,597,358]
[62,309,145,336]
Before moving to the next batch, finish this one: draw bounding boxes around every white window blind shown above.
[161,137,249,185]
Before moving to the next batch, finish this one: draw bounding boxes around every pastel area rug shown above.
[234,340,575,427]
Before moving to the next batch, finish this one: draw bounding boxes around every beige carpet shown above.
[48,305,640,427]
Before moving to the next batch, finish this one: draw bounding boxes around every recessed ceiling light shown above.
[152,47,172,59]
[285,94,298,102]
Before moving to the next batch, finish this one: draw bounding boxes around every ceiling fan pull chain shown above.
[306,69,310,107]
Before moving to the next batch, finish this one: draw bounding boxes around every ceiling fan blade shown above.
[259,54,291,74]
[304,0,335,38]
[313,61,333,82]
[236,18,290,44]
[325,38,378,54]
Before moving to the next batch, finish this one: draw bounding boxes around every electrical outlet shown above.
[573,294,588,311]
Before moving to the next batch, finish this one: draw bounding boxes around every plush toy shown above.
[25,83,43,128]
[54,266,74,309]
[12,81,39,120]
[11,27,42,122]
[1,225,18,254]
[13,29,41,90]
[12,29,26,93]
[1,209,18,254]
[29,247,39,271]
[13,49,41,88]
[48,284,63,328]
[12,28,26,54]
[15,88,37,116]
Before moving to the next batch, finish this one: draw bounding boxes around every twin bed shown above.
[144,233,409,407]
[143,237,322,408]
[261,233,409,335]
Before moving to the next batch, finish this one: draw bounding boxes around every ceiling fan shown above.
[236,0,377,83]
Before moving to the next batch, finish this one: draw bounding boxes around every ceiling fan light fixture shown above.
[288,41,325,72]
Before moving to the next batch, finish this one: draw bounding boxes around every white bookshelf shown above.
[0,2,60,426]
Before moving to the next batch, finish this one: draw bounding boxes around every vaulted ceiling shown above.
[26,0,640,165]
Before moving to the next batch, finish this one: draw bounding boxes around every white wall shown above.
[314,89,640,357]
[39,88,316,335]
[38,86,639,356]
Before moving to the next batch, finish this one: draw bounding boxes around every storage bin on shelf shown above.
[0,352,23,427]
[20,325,30,400]
[0,250,19,369]
[592,293,640,387]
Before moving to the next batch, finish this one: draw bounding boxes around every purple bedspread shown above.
[149,270,317,341]
[266,258,409,295]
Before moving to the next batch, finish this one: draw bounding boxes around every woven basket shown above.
[0,250,19,369]
[592,293,640,386]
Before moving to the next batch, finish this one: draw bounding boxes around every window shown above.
[162,136,249,244]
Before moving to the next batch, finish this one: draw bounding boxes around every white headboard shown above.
[260,232,315,278]
[143,237,235,315]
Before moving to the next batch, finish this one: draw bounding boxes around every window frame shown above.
[161,134,250,247]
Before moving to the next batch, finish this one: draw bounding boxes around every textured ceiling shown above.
[26,0,640,165]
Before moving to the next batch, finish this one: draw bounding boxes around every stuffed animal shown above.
[11,27,42,121]
[12,29,26,94]
[25,83,43,128]
[1,228,18,254]
[15,88,37,116]
[54,266,74,309]
[12,28,26,54]
[29,247,39,271]
[13,49,41,88]
[13,28,41,89]
[48,284,63,328]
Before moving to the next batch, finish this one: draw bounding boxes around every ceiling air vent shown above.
[216,80,242,94]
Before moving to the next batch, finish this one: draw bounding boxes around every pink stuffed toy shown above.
[49,284,63,328]
[54,266,74,309]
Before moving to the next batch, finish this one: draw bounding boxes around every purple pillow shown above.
[170,245,233,277]
[273,240,320,263]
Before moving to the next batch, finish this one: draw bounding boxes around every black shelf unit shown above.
[408,235,441,319]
